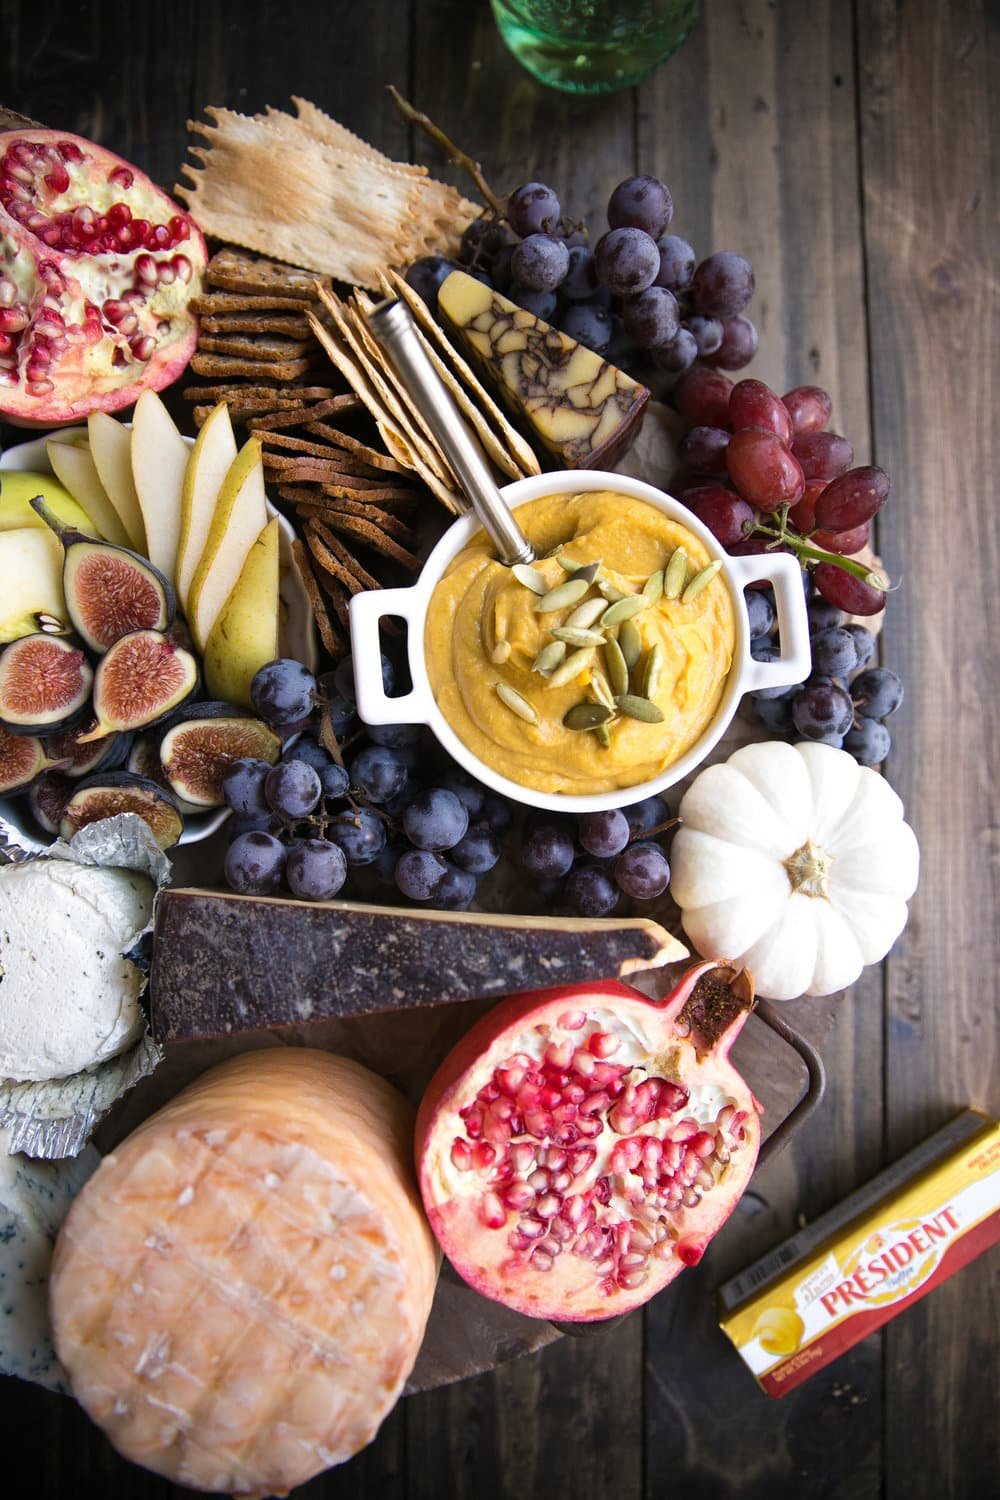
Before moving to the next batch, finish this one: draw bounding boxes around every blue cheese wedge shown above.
[0,861,153,1082]
[0,1129,99,1390]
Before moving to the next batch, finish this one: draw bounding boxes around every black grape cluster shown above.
[746,580,904,765]
[405,174,756,381]
[221,656,676,916]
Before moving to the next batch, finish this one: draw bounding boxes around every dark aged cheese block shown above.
[151,890,687,1041]
[437,269,650,469]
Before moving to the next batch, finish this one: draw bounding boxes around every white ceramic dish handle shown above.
[351,583,436,726]
[725,551,813,692]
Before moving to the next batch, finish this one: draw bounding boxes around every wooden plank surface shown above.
[0,0,997,1496]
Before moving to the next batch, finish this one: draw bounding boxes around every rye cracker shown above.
[291,538,344,655]
[200,312,312,338]
[191,352,317,381]
[278,483,419,515]
[303,420,409,474]
[192,291,316,315]
[183,382,337,403]
[320,510,421,571]
[246,394,362,429]
[385,267,540,477]
[203,245,329,298]
[198,332,313,361]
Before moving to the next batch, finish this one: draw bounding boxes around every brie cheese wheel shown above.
[0,1129,100,1390]
[50,1049,439,1495]
[0,861,153,1082]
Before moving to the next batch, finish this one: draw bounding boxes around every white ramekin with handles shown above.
[350,470,811,813]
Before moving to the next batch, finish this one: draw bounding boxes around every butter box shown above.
[717,1110,1000,1396]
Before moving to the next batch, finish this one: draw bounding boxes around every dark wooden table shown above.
[2,1,997,1495]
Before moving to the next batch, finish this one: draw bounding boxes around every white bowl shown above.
[0,427,316,851]
[350,469,811,813]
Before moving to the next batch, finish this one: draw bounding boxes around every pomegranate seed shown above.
[619,1266,649,1290]
[593,1176,612,1205]
[629,1223,655,1252]
[167,215,190,243]
[27,379,54,397]
[552,1102,577,1126]
[572,1048,597,1079]
[147,223,170,250]
[33,319,63,340]
[0,334,14,357]
[569,1146,597,1176]
[671,1118,700,1143]
[538,1085,562,1110]
[473,1142,496,1171]
[44,165,70,194]
[38,263,65,291]
[620,1251,648,1272]
[130,335,156,361]
[557,1010,587,1031]
[561,1195,587,1227]
[548,1217,574,1243]
[588,1030,620,1058]
[26,358,51,381]
[579,1091,611,1118]
[56,140,82,162]
[109,166,134,189]
[508,1229,531,1252]
[115,223,139,250]
[496,1064,526,1095]
[7,162,34,185]
[593,1061,627,1085]
[510,1143,536,1174]
[464,1115,482,1140]
[544,1148,568,1171]
[518,1215,546,1240]
[681,1187,701,1208]
[608,1105,637,1135]
[450,1139,472,1171]
[0,369,17,385]
[524,1109,554,1140]
[483,1114,513,1146]
[106,201,132,229]
[172,253,193,282]
[611,1139,642,1174]
[102,299,128,325]
[516,1082,541,1112]
[691,1131,716,1158]
[0,277,17,307]
[544,1039,574,1071]
[135,253,158,285]
[130,219,151,246]
[530,1247,554,1272]
[503,1182,535,1211]
[527,1168,550,1191]
[696,1166,715,1190]
[40,226,62,247]
[642,1138,662,1170]
[534,1193,561,1219]
[676,1235,706,1266]
[576,1116,603,1138]
[479,1192,507,1230]
[26,211,47,232]
[551,1171,572,1194]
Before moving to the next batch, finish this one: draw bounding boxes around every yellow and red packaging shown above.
[717,1110,1000,1397]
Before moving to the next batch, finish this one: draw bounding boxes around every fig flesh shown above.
[28,769,73,833]
[82,629,198,740]
[45,719,131,778]
[59,771,183,849]
[0,633,93,730]
[0,721,54,792]
[159,704,281,808]
[128,733,204,817]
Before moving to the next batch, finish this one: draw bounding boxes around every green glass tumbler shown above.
[490,0,699,94]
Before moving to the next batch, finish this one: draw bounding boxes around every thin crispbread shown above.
[197,332,313,361]
[203,245,329,297]
[200,312,313,338]
[190,351,317,381]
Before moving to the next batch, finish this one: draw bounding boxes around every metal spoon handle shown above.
[366,298,534,566]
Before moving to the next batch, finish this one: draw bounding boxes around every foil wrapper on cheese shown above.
[0,815,169,1159]
[50,1049,439,1495]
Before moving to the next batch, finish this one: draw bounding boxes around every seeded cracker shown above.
[178,105,478,288]
[291,538,343,655]
[191,352,317,381]
[200,313,313,338]
[197,333,314,362]
[204,246,329,297]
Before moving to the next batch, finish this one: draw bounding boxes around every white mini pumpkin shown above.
[670,741,919,1000]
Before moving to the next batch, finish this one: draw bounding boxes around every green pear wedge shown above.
[87,411,147,552]
[186,437,268,652]
[203,517,281,708]
[130,390,189,585]
[46,440,130,547]
[175,401,238,613]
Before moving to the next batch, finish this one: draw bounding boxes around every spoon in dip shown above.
[366,298,536,566]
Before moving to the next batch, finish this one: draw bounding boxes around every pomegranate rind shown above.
[0,129,207,426]
[415,971,761,1322]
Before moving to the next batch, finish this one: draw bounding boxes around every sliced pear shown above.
[186,438,268,652]
[203,517,280,708]
[0,528,66,642]
[176,401,238,612]
[87,412,147,552]
[130,390,189,585]
[45,442,130,547]
[0,470,94,535]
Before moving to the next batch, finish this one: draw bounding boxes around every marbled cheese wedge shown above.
[50,1050,439,1496]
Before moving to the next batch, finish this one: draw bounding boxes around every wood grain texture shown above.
[856,2,999,1496]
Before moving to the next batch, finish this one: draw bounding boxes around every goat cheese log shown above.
[49,1049,439,1495]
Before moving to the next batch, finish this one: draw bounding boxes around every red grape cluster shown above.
[673,369,890,615]
[406,174,758,384]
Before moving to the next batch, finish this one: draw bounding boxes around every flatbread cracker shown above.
[302,420,410,474]
[191,352,317,381]
[385,268,541,477]
[192,291,317,314]
[198,332,313,361]
[319,510,421,571]
[200,312,313,338]
[183,382,337,402]
[245,394,364,429]
[291,537,344,655]
[278,484,419,515]
[204,245,329,297]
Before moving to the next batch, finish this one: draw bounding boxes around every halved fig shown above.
[0,633,93,731]
[159,704,281,808]
[128,733,204,817]
[50,519,175,654]
[28,769,73,833]
[45,719,132,778]
[0,721,54,792]
[59,771,183,849]
[82,629,198,740]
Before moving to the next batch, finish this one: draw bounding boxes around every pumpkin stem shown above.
[784,839,833,899]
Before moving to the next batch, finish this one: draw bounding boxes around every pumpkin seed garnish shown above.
[532,640,567,675]
[619,618,643,668]
[563,702,614,731]
[556,553,579,572]
[535,576,592,613]
[597,578,626,603]
[605,634,629,695]
[545,647,595,687]
[664,547,689,599]
[491,640,512,665]
[681,559,723,602]
[615,693,665,724]
[511,563,547,595]
[495,681,539,724]
[600,594,650,628]
[641,642,664,699]
[594,723,613,749]
[642,569,665,603]
[564,597,607,629]
[551,625,607,648]
[590,669,616,711]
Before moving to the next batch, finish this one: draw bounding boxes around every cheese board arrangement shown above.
[0,96,927,1495]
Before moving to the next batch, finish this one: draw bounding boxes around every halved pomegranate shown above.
[416,962,762,1322]
[0,129,207,424]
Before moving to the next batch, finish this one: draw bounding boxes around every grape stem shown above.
[387,85,503,215]
[750,508,888,589]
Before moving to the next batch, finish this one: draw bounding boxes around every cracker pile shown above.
[177,99,479,288]
[307,271,540,515]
